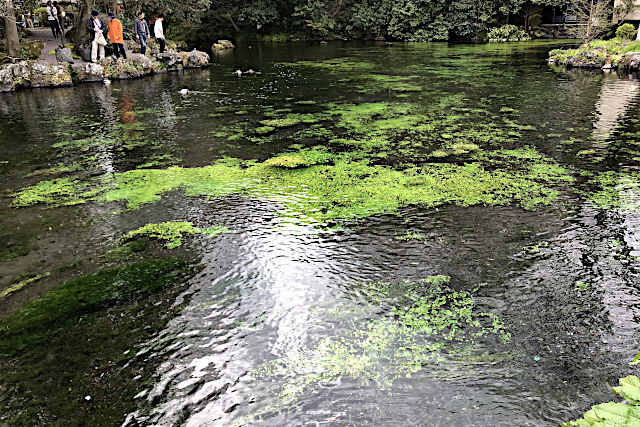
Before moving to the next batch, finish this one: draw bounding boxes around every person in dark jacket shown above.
[86,9,106,62]
[134,11,150,55]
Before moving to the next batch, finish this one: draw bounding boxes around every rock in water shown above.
[179,88,188,95]
[55,47,74,64]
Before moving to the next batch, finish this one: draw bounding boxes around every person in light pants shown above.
[86,9,106,62]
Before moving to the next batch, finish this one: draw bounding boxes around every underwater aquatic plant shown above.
[251,276,510,409]
[121,221,230,248]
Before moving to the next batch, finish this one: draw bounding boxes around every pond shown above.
[1,40,639,426]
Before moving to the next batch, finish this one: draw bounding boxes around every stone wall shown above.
[0,50,210,92]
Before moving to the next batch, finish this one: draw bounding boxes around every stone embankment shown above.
[0,49,210,92]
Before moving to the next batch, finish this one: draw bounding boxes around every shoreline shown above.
[0,49,210,92]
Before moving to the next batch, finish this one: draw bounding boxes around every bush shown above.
[616,23,636,40]
[34,7,47,26]
[487,25,531,43]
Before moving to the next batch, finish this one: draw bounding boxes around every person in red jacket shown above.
[107,12,126,59]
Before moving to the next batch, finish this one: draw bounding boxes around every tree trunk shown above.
[226,13,240,32]
[3,0,20,58]
[71,0,92,46]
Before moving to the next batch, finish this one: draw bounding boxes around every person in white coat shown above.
[154,14,165,53]
[46,1,60,38]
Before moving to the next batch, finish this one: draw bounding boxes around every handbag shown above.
[96,33,107,46]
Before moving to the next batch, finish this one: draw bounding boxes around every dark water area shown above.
[1,40,640,425]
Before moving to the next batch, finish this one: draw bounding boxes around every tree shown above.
[1,0,21,58]
[568,0,612,41]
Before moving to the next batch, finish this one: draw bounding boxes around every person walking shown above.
[87,9,106,62]
[53,1,65,37]
[154,13,165,53]
[134,12,150,55]
[107,12,126,60]
[46,1,60,38]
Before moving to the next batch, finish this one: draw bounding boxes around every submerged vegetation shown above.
[587,170,640,211]
[0,260,195,356]
[12,86,576,225]
[248,276,510,417]
[0,260,198,424]
[122,221,230,248]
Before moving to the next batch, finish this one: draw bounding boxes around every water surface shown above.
[1,40,640,426]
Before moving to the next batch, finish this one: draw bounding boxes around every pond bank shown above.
[548,38,640,71]
[0,50,210,92]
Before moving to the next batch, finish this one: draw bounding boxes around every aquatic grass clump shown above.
[13,146,573,223]
[263,147,333,169]
[122,221,230,248]
[587,170,640,211]
[252,276,510,410]
[0,260,195,356]
[12,177,99,207]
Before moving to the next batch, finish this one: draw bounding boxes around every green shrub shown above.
[33,7,47,26]
[487,25,531,43]
[616,23,636,40]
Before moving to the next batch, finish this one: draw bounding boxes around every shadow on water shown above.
[0,40,639,425]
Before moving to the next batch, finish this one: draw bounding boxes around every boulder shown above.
[212,43,225,50]
[217,39,234,48]
[29,62,72,88]
[156,51,181,68]
[101,55,154,80]
[5,61,32,88]
[618,51,640,70]
[179,50,209,68]
[71,62,104,82]
[0,65,16,92]
[55,47,74,64]
[78,46,92,63]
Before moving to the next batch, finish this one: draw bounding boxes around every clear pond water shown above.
[1,41,640,426]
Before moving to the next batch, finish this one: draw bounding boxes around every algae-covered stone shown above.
[179,50,210,68]
[156,51,181,68]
